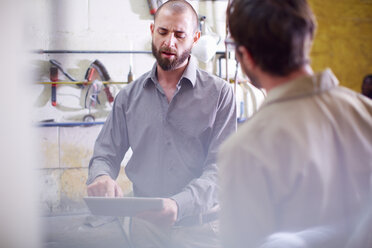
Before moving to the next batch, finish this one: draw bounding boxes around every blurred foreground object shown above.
[0,1,41,248]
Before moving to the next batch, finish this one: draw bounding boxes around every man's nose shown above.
[165,33,176,47]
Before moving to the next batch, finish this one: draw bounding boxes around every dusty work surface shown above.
[41,214,130,248]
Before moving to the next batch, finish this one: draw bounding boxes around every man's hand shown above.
[136,198,178,228]
[87,175,123,197]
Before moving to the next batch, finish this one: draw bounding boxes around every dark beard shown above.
[152,42,191,71]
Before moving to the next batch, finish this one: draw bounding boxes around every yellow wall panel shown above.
[309,0,372,92]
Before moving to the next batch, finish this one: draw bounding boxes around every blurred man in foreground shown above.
[219,0,372,247]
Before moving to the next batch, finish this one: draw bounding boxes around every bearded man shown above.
[86,1,236,247]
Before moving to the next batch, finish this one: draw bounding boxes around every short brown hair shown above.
[227,0,316,76]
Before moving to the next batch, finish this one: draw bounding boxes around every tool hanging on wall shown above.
[127,66,134,83]
[91,60,114,103]
[84,60,114,103]
[83,79,104,122]
[128,43,135,83]
[83,60,115,122]
[147,0,164,15]
[50,66,58,106]
[49,59,77,82]
[49,59,78,107]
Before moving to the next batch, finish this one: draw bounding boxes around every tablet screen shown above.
[84,196,164,216]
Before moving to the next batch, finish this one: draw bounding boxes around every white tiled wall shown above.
[39,127,59,169]
[38,125,132,215]
[59,125,102,168]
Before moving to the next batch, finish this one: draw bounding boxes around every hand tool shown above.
[50,65,58,106]
[91,60,114,103]
[82,60,114,122]
[49,59,79,106]
[84,60,114,104]
[49,59,77,82]
[147,0,158,15]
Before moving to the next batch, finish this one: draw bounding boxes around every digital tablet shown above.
[84,196,164,216]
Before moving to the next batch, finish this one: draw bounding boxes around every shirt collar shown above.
[143,62,158,88]
[143,55,197,88]
[261,68,339,107]
[181,55,197,88]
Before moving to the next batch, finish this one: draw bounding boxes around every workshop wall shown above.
[32,0,228,123]
[38,125,133,214]
[32,0,157,123]
[309,0,372,92]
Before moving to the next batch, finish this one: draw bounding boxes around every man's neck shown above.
[157,60,188,88]
[156,59,189,102]
[262,65,314,92]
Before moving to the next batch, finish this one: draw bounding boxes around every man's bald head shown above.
[154,0,199,32]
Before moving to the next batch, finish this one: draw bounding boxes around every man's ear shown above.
[192,30,201,46]
[237,46,255,70]
[150,23,155,35]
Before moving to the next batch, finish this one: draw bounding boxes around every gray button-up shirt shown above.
[87,56,236,221]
